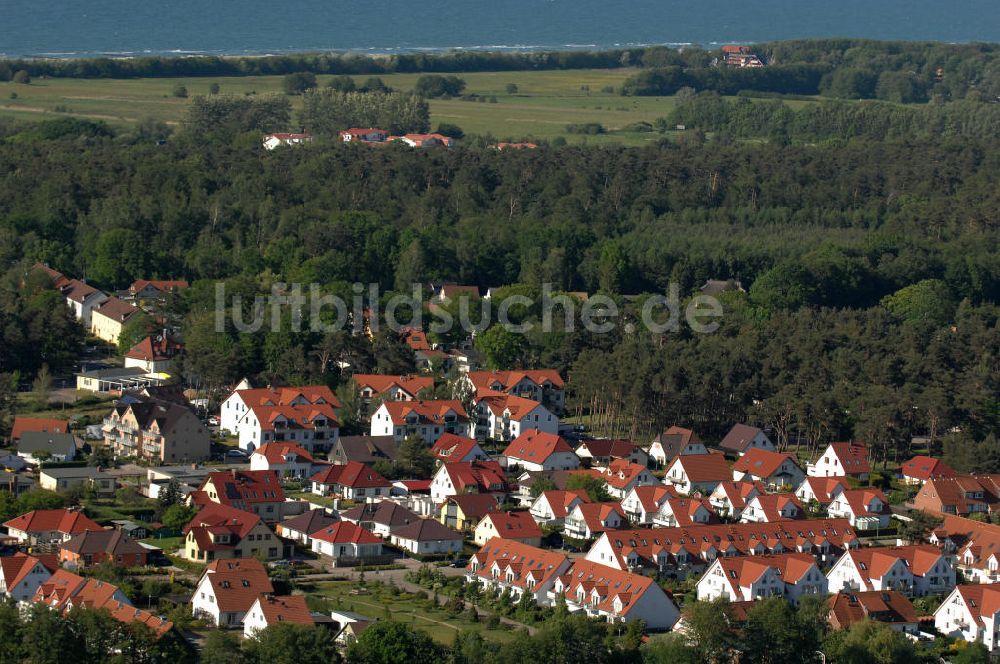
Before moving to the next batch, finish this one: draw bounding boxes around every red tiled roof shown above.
[836,488,891,518]
[129,279,189,294]
[311,521,381,545]
[0,554,51,592]
[10,417,69,441]
[719,424,767,453]
[252,594,314,626]
[733,449,799,479]
[842,545,945,587]
[556,559,668,619]
[201,470,285,507]
[381,400,469,425]
[601,460,652,491]
[353,374,433,399]
[247,402,340,433]
[953,584,1000,627]
[253,442,316,465]
[571,502,626,534]
[430,433,483,462]
[310,461,390,489]
[475,389,544,420]
[900,456,957,481]
[715,552,816,594]
[93,296,140,323]
[466,370,564,392]
[503,431,574,463]
[535,490,590,519]
[628,485,678,513]
[828,590,918,629]
[124,335,183,362]
[469,538,568,591]
[829,443,871,474]
[183,503,264,540]
[439,461,508,494]
[199,558,273,613]
[232,384,340,409]
[711,480,765,511]
[481,511,542,539]
[746,493,804,521]
[799,477,847,504]
[447,493,504,520]
[4,509,103,536]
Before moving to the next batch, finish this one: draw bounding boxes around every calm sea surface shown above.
[4,0,1000,58]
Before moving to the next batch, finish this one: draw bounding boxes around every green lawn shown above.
[140,535,185,553]
[0,68,820,145]
[308,580,520,645]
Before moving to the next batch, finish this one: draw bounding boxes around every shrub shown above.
[171,84,187,98]
[565,122,606,135]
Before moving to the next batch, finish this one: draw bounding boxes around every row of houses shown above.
[263,129,454,150]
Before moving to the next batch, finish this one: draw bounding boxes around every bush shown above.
[283,71,318,95]
[486,614,501,628]
[505,83,518,94]
[565,122,606,135]
[171,84,187,98]
[209,82,220,94]
[436,123,464,139]
[415,74,466,98]
[13,70,30,84]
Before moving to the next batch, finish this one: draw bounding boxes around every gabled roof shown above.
[711,480,765,511]
[840,544,945,588]
[438,461,508,494]
[93,296,140,323]
[714,552,816,594]
[4,509,103,536]
[503,431,575,463]
[670,453,732,483]
[662,497,716,526]
[0,554,54,591]
[277,509,337,536]
[719,424,769,453]
[61,530,146,557]
[834,488,891,518]
[60,279,102,304]
[199,558,273,613]
[570,502,626,534]
[576,439,642,460]
[252,594,314,626]
[10,417,69,441]
[311,522,382,545]
[469,538,568,591]
[475,389,544,420]
[534,490,590,519]
[627,485,678,513]
[600,460,651,491]
[380,400,469,425]
[392,518,463,542]
[334,435,399,463]
[466,370,564,392]
[17,432,76,457]
[252,442,316,465]
[798,477,847,504]
[446,493,503,520]
[430,433,484,462]
[746,493,803,521]
[900,456,957,481]
[480,511,543,539]
[827,443,870,474]
[652,426,701,447]
[183,502,264,541]
[732,449,800,480]
[125,334,183,362]
[231,384,340,409]
[829,590,918,628]
[340,501,420,528]
[129,279,189,294]
[201,470,285,506]
[950,583,1000,627]
[558,559,669,619]
[310,461,390,489]
[352,374,433,399]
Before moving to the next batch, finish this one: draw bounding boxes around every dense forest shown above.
[6,39,1000,102]
[3,62,1000,467]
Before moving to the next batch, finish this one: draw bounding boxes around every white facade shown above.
[528,492,585,525]
[390,533,463,555]
[696,557,828,604]
[475,401,559,442]
[648,440,707,467]
[0,559,51,602]
[370,403,469,444]
[249,450,316,479]
[311,537,382,560]
[508,450,580,473]
[827,491,890,529]
[935,587,1000,652]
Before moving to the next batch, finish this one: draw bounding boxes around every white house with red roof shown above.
[182,503,284,562]
[3,509,103,546]
[826,544,955,597]
[0,553,55,602]
[935,583,1000,651]
[311,522,383,560]
[732,449,804,489]
[339,128,388,143]
[262,132,313,150]
[192,558,274,627]
[551,559,680,629]
[796,476,848,507]
[250,442,323,479]
[708,480,765,520]
[529,490,590,525]
[502,431,580,472]
[718,424,775,456]
[900,455,958,485]
[430,460,508,502]
[599,459,658,499]
[564,502,626,540]
[621,485,678,525]
[309,461,391,500]
[430,433,490,465]
[60,278,108,327]
[652,497,716,528]
[128,279,188,300]
[243,594,314,637]
[739,493,804,523]
[124,334,183,373]
[826,488,892,529]
[220,384,340,453]
[808,442,870,480]
[664,453,732,495]
[472,390,559,442]
[371,400,471,444]
[467,538,571,603]
[463,369,566,415]
[474,511,543,547]
[697,552,827,605]
[393,133,454,148]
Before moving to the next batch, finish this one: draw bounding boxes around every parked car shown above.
[225,448,248,459]
[207,416,219,426]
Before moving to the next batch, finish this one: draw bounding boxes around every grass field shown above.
[0,68,818,145]
[308,579,521,644]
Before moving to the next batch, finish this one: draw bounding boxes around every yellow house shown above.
[182,503,287,562]
[439,494,501,532]
[90,297,141,345]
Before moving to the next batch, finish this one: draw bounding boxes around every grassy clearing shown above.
[0,68,821,145]
[308,579,519,644]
